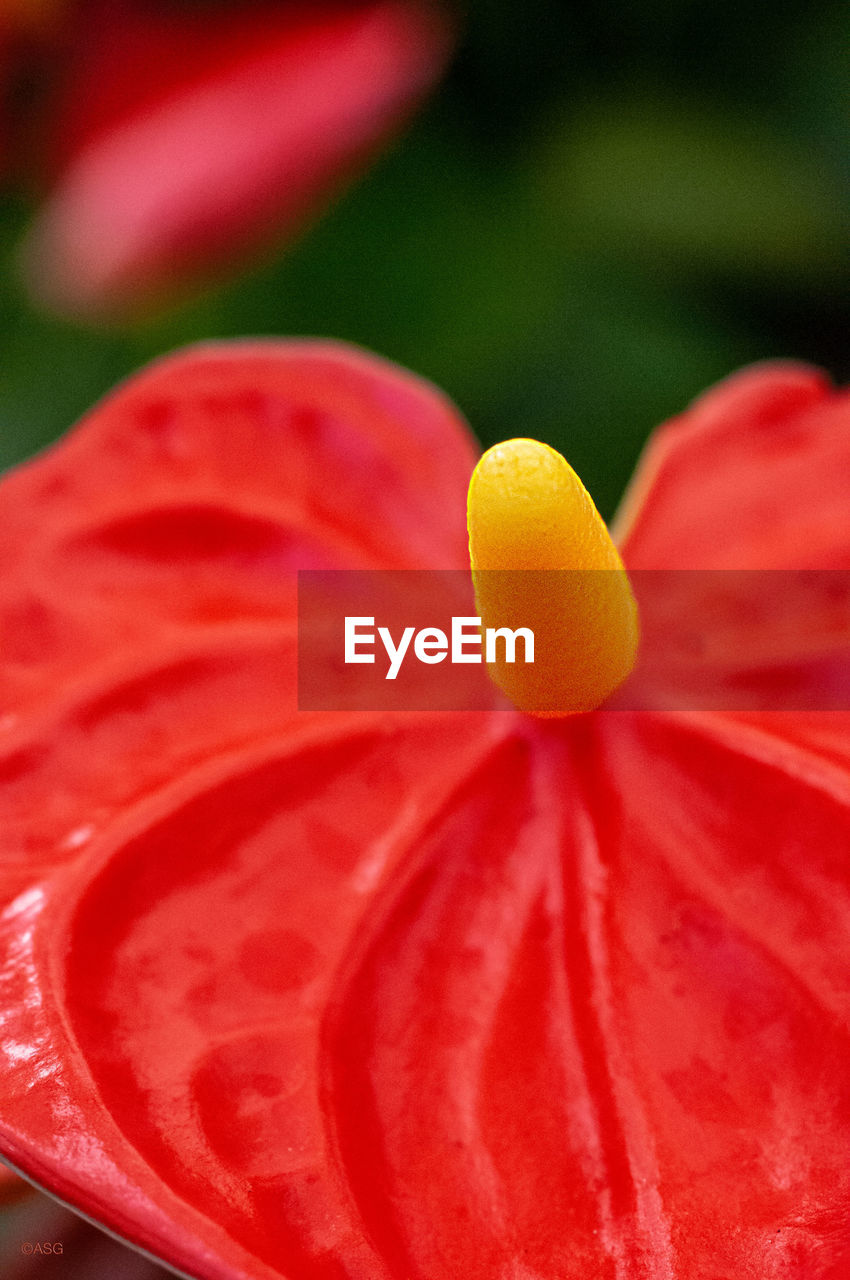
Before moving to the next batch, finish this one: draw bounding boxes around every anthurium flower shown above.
[2,1,452,317]
[0,344,849,1278]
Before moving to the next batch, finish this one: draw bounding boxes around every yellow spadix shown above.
[467,439,638,716]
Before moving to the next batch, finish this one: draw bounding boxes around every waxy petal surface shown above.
[329,710,850,1277]
[1,347,850,1279]
[616,364,850,709]
[616,362,850,570]
[0,343,485,1276]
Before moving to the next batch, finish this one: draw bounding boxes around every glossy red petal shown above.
[0,716,504,1278]
[616,362,849,570]
[725,709,850,773]
[0,340,475,718]
[22,2,453,316]
[6,695,850,1278]
[619,567,850,711]
[322,711,850,1277]
[615,364,850,709]
[590,711,850,1275]
[3,349,850,1280]
[0,341,482,1277]
[325,721,674,1279]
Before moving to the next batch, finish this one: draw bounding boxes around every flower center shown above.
[467,439,639,716]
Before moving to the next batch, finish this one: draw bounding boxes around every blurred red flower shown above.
[0,2,452,318]
[0,345,849,1278]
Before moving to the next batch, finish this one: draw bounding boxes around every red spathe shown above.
[0,344,849,1277]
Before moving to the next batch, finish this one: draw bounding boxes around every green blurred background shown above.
[1,0,848,519]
